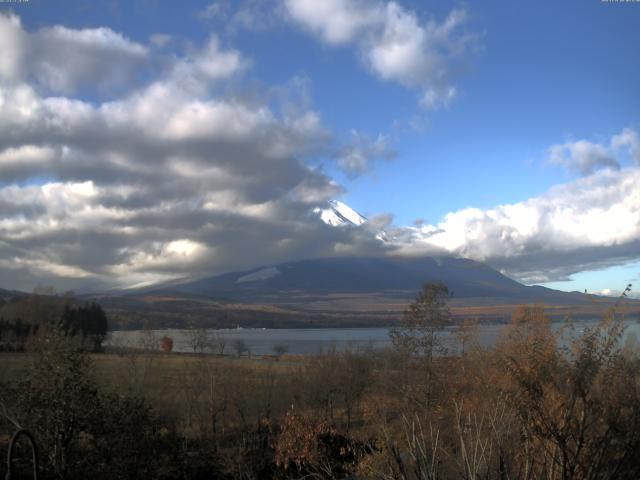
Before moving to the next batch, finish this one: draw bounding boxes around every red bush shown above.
[160,336,173,353]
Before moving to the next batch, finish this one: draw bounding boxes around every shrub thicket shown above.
[1,283,639,479]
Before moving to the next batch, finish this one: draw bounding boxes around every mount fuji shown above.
[314,200,388,242]
[126,199,627,310]
[93,200,639,329]
[313,200,368,227]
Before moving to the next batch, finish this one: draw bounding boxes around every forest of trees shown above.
[0,294,108,352]
[1,283,639,479]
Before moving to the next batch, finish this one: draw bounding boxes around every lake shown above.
[108,319,640,356]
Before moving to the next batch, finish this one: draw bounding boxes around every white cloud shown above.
[36,24,147,55]
[2,11,637,293]
[549,140,619,176]
[0,13,149,94]
[0,145,57,177]
[0,13,386,291]
[284,0,382,44]
[284,0,477,108]
[199,2,226,20]
[1,257,93,279]
[549,128,640,176]
[338,131,395,177]
[612,127,640,162]
[171,35,248,87]
[149,33,172,48]
[0,13,25,82]
[389,165,640,283]
[199,0,283,33]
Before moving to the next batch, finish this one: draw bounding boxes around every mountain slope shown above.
[144,255,590,305]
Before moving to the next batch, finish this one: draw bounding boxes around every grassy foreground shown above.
[2,305,640,479]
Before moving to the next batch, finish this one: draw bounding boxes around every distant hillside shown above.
[0,288,27,302]
[90,255,638,329]
[142,256,593,305]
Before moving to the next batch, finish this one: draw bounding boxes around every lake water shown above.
[108,319,640,356]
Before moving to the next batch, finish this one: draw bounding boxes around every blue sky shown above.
[1,0,639,295]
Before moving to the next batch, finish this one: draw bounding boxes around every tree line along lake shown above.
[108,319,640,356]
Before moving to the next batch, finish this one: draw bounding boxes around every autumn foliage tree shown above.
[274,409,368,479]
[160,336,174,353]
[388,281,451,410]
[498,303,640,479]
[2,283,639,479]
[390,281,451,360]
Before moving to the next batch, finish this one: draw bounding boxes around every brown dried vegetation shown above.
[1,284,639,479]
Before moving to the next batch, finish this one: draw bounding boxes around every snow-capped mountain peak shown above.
[314,200,367,227]
[313,200,389,242]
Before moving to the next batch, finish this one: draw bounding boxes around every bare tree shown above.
[211,332,227,355]
[273,343,289,357]
[381,414,442,480]
[187,326,208,353]
[233,338,249,357]
[455,318,479,359]
[139,322,158,351]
